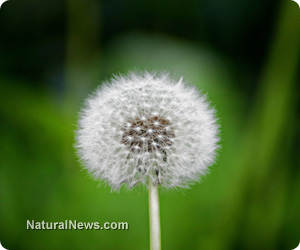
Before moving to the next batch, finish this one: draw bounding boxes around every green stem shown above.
[148,179,161,250]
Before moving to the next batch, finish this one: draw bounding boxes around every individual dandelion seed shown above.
[75,71,219,250]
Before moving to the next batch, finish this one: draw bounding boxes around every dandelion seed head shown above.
[76,72,219,190]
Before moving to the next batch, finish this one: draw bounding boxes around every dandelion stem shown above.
[148,178,161,250]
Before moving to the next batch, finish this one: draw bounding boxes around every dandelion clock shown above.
[75,72,219,250]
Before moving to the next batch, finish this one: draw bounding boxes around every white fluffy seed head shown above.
[76,72,219,190]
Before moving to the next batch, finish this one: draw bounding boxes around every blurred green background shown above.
[0,0,300,249]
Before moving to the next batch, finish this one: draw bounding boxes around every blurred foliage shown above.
[0,0,300,250]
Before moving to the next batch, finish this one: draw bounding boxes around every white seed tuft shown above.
[75,72,219,190]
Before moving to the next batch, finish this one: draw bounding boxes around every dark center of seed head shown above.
[121,116,175,153]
